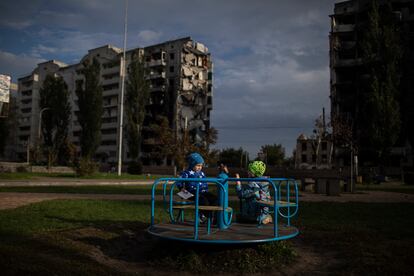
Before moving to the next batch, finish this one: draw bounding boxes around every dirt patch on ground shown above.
[47,223,342,275]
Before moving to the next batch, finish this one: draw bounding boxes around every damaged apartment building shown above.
[11,37,213,165]
[330,0,414,167]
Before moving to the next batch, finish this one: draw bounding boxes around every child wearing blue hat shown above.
[176,152,218,221]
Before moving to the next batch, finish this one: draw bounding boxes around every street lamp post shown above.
[117,0,128,176]
[174,91,193,175]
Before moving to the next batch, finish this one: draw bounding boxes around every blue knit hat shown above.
[187,152,204,169]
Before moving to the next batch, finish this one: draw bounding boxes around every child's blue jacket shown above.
[236,181,271,221]
[176,169,208,195]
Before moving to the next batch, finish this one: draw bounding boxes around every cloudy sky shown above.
[0,0,339,158]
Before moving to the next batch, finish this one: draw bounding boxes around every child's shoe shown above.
[199,214,207,224]
[262,215,273,224]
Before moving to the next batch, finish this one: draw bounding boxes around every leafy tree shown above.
[219,147,248,168]
[258,144,285,166]
[196,127,219,166]
[360,0,402,163]
[150,116,218,171]
[310,112,332,167]
[39,74,71,166]
[75,58,103,162]
[125,52,150,173]
[330,114,357,192]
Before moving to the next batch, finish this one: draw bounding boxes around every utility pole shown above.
[117,0,128,176]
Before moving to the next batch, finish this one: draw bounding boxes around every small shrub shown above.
[74,158,98,176]
[16,166,29,173]
[127,160,143,175]
[148,241,296,274]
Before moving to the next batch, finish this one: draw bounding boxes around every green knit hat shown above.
[248,161,266,177]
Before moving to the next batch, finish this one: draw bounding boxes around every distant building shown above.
[10,37,213,165]
[329,0,414,166]
[2,82,18,161]
[294,133,334,170]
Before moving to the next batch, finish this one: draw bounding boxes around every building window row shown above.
[21,99,32,104]
[21,90,32,96]
[102,117,117,124]
[101,140,117,146]
[102,83,119,91]
[102,61,119,69]
[19,126,30,131]
[101,128,117,135]
[102,72,119,80]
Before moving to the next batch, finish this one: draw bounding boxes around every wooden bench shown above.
[173,205,233,212]
[256,200,297,207]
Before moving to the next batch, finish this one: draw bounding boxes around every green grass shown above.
[357,182,414,194]
[0,200,168,275]
[0,199,295,274]
[0,184,239,196]
[0,199,413,274]
[297,202,414,274]
[0,200,173,236]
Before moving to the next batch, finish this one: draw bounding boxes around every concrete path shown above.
[0,177,154,187]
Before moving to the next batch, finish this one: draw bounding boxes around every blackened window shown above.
[301,154,307,163]
[302,142,307,151]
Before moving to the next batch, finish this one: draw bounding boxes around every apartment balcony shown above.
[145,60,166,67]
[100,139,117,147]
[18,128,31,135]
[20,107,32,115]
[146,72,166,80]
[20,90,33,99]
[101,122,118,129]
[20,101,32,109]
[101,65,120,75]
[333,57,362,68]
[102,90,119,98]
[339,41,356,50]
[19,119,31,127]
[101,117,118,125]
[149,84,166,92]
[143,138,159,145]
[332,24,355,33]
[102,76,120,85]
[97,145,117,152]
[103,101,118,108]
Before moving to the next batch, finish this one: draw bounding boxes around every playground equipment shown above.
[147,177,299,244]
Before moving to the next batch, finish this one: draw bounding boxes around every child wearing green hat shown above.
[235,160,272,225]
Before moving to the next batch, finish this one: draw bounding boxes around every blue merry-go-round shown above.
[147,177,299,245]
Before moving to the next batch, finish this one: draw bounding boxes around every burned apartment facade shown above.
[294,134,334,170]
[12,37,213,165]
[330,0,414,166]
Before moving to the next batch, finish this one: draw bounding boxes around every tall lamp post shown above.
[117,0,128,176]
[174,91,193,175]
